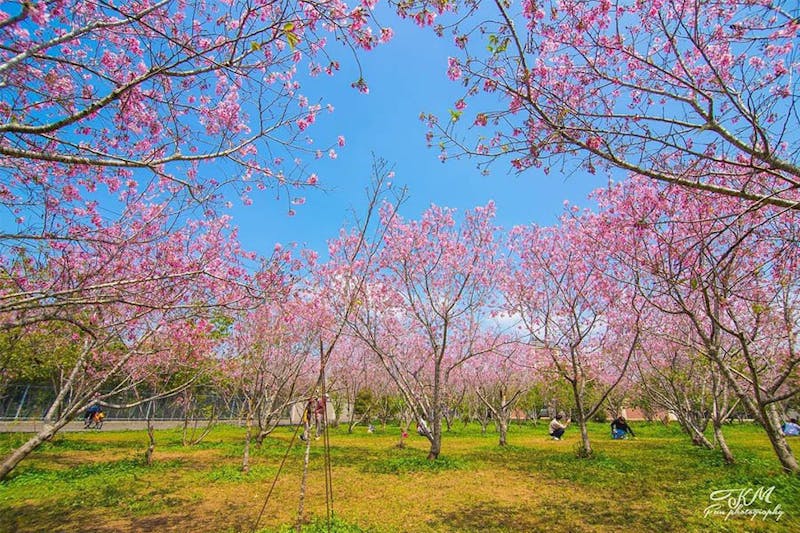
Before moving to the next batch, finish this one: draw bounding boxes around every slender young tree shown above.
[634,320,739,463]
[226,296,317,473]
[325,333,386,433]
[464,340,540,446]
[506,213,644,457]
[347,202,506,459]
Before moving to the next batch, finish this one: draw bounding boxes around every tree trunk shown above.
[427,430,441,459]
[296,434,312,530]
[712,349,799,474]
[331,397,342,429]
[242,410,253,474]
[426,412,442,460]
[712,421,734,464]
[189,408,217,446]
[687,422,714,449]
[577,418,592,457]
[763,404,799,474]
[0,421,66,481]
[181,391,192,447]
[427,361,443,460]
[690,431,714,449]
[443,408,453,432]
[675,412,714,449]
[572,385,592,457]
[497,418,508,447]
[347,410,368,434]
[144,417,156,466]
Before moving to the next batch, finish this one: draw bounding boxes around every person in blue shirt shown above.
[782,418,800,437]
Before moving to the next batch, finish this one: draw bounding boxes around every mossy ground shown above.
[1,422,798,532]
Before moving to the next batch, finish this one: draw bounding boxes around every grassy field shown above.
[1,421,799,532]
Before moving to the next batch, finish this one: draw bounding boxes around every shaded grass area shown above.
[0,422,799,532]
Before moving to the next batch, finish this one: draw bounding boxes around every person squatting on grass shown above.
[611,416,635,439]
[549,415,569,440]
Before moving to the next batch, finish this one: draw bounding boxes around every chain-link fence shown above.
[0,384,244,421]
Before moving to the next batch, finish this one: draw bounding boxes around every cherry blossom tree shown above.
[461,385,492,432]
[372,388,406,429]
[594,176,800,472]
[295,159,408,430]
[633,316,739,463]
[325,333,388,432]
[0,0,401,483]
[1,0,391,214]
[262,162,408,531]
[506,212,644,457]
[0,305,222,479]
[463,339,540,446]
[440,377,468,432]
[348,202,506,459]
[0,0,391,344]
[411,0,800,210]
[0,211,262,480]
[224,294,318,473]
[1,1,392,478]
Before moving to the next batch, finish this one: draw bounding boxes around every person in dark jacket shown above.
[611,416,635,439]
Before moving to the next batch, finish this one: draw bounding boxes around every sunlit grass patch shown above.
[272,514,373,533]
[363,454,465,475]
[206,463,278,483]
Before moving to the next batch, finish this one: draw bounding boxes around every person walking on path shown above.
[313,394,328,440]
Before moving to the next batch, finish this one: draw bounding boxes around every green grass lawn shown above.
[1,421,799,532]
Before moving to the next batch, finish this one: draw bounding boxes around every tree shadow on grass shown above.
[1,500,99,533]
[429,498,700,533]
[428,501,559,532]
[0,457,197,532]
[0,488,200,533]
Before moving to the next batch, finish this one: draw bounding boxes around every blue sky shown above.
[233,12,608,258]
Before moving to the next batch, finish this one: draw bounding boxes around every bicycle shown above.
[83,412,105,429]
